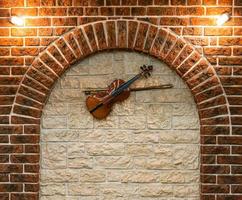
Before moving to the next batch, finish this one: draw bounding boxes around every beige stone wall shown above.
[40,51,200,200]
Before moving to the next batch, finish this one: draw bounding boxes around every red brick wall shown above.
[0,0,241,199]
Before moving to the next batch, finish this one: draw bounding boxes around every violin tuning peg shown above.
[148,65,153,70]
[148,72,151,76]
[140,66,144,70]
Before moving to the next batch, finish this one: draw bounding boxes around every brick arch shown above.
[12,19,230,126]
[10,19,230,199]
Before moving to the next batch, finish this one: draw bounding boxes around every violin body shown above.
[86,79,130,119]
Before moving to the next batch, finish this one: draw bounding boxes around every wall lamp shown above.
[10,16,25,26]
[216,13,231,26]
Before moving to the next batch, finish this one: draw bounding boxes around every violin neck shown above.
[125,73,142,88]
[111,73,142,96]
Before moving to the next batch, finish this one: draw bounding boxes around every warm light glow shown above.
[216,13,230,26]
[10,16,25,26]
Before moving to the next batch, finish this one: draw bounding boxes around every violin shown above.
[86,65,153,119]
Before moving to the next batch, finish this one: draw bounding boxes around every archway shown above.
[11,19,230,199]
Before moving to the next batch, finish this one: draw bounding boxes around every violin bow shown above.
[83,84,173,95]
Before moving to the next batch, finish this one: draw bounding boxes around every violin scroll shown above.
[140,65,153,78]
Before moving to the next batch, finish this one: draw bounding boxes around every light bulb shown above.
[216,13,230,26]
[10,16,25,26]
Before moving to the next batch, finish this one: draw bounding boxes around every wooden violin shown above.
[86,65,153,119]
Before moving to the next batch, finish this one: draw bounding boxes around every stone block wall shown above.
[41,51,200,199]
